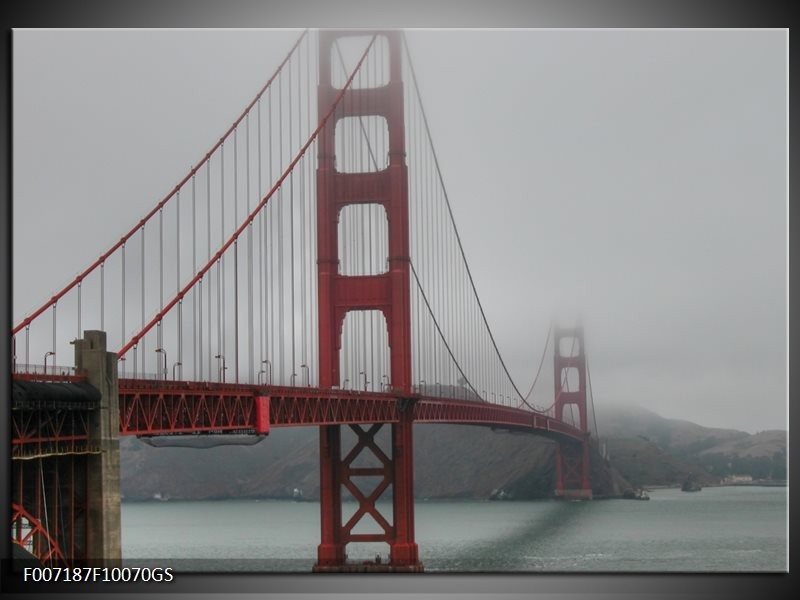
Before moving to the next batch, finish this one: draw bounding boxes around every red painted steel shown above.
[315,29,418,570]
[316,35,411,394]
[553,326,592,497]
[11,459,87,566]
[254,396,270,435]
[12,355,591,565]
[12,406,96,459]
[339,424,392,542]
[12,375,91,565]
[119,381,256,436]
[116,381,586,441]
[11,503,68,566]
[12,357,591,568]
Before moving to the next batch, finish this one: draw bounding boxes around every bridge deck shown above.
[11,375,586,450]
[117,378,586,442]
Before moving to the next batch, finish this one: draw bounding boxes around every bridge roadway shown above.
[11,373,586,467]
[117,377,587,443]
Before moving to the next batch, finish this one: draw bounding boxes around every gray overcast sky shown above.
[13,29,787,433]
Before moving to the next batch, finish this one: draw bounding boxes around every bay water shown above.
[121,486,787,572]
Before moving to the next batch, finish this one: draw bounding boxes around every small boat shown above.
[489,488,511,501]
[622,488,650,500]
[292,488,311,502]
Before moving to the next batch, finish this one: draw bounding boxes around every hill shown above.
[118,404,786,500]
[120,424,626,501]
[597,404,787,486]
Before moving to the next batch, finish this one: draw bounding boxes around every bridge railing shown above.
[12,364,77,377]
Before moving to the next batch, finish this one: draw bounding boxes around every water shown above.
[121,486,787,572]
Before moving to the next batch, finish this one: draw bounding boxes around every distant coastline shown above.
[120,406,786,503]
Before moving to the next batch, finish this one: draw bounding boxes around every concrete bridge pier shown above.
[73,330,121,563]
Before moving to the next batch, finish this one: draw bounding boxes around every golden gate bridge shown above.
[11,29,600,572]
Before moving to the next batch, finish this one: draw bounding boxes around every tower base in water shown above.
[313,562,424,573]
[554,488,593,501]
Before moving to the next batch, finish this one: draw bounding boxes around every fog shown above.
[13,29,787,433]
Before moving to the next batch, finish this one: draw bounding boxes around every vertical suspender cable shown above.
[258,96,265,374]
[311,29,319,384]
[77,282,81,340]
[269,87,275,384]
[234,128,240,383]
[217,148,224,380]
[298,36,307,379]
[207,159,212,380]
[587,354,599,438]
[354,205,360,387]
[177,296,183,381]
[304,35,311,382]
[176,191,181,299]
[100,262,104,331]
[289,50,296,384]
[247,113,254,384]
[220,144,226,379]
[192,171,197,379]
[278,69,285,385]
[52,303,57,372]
[377,44,384,387]
[217,256,222,380]
[141,225,145,374]
[198,274,203,380]
[158,206,164,374]
[176,186,182,380]
[440,182,448,388]
[357,83,366,386]
[299,37,306,379]
[416,79,422,391]
[367,50,375,390]
[121,244,126,375]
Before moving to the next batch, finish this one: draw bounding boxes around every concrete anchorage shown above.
[73,330,122,563]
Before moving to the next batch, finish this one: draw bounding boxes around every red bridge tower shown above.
[315,30,421,571]
[553,325,592,500]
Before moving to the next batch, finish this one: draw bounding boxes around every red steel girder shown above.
[120,390,255,436]
[11,407,95,459]
[11,502,68,566]
[339,424,393,544]
[13,451,88,566]
[414,397,585,440]
[118,379,587,444]
[118,379,587,443]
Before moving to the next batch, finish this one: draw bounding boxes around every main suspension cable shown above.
[402,33,532,402]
